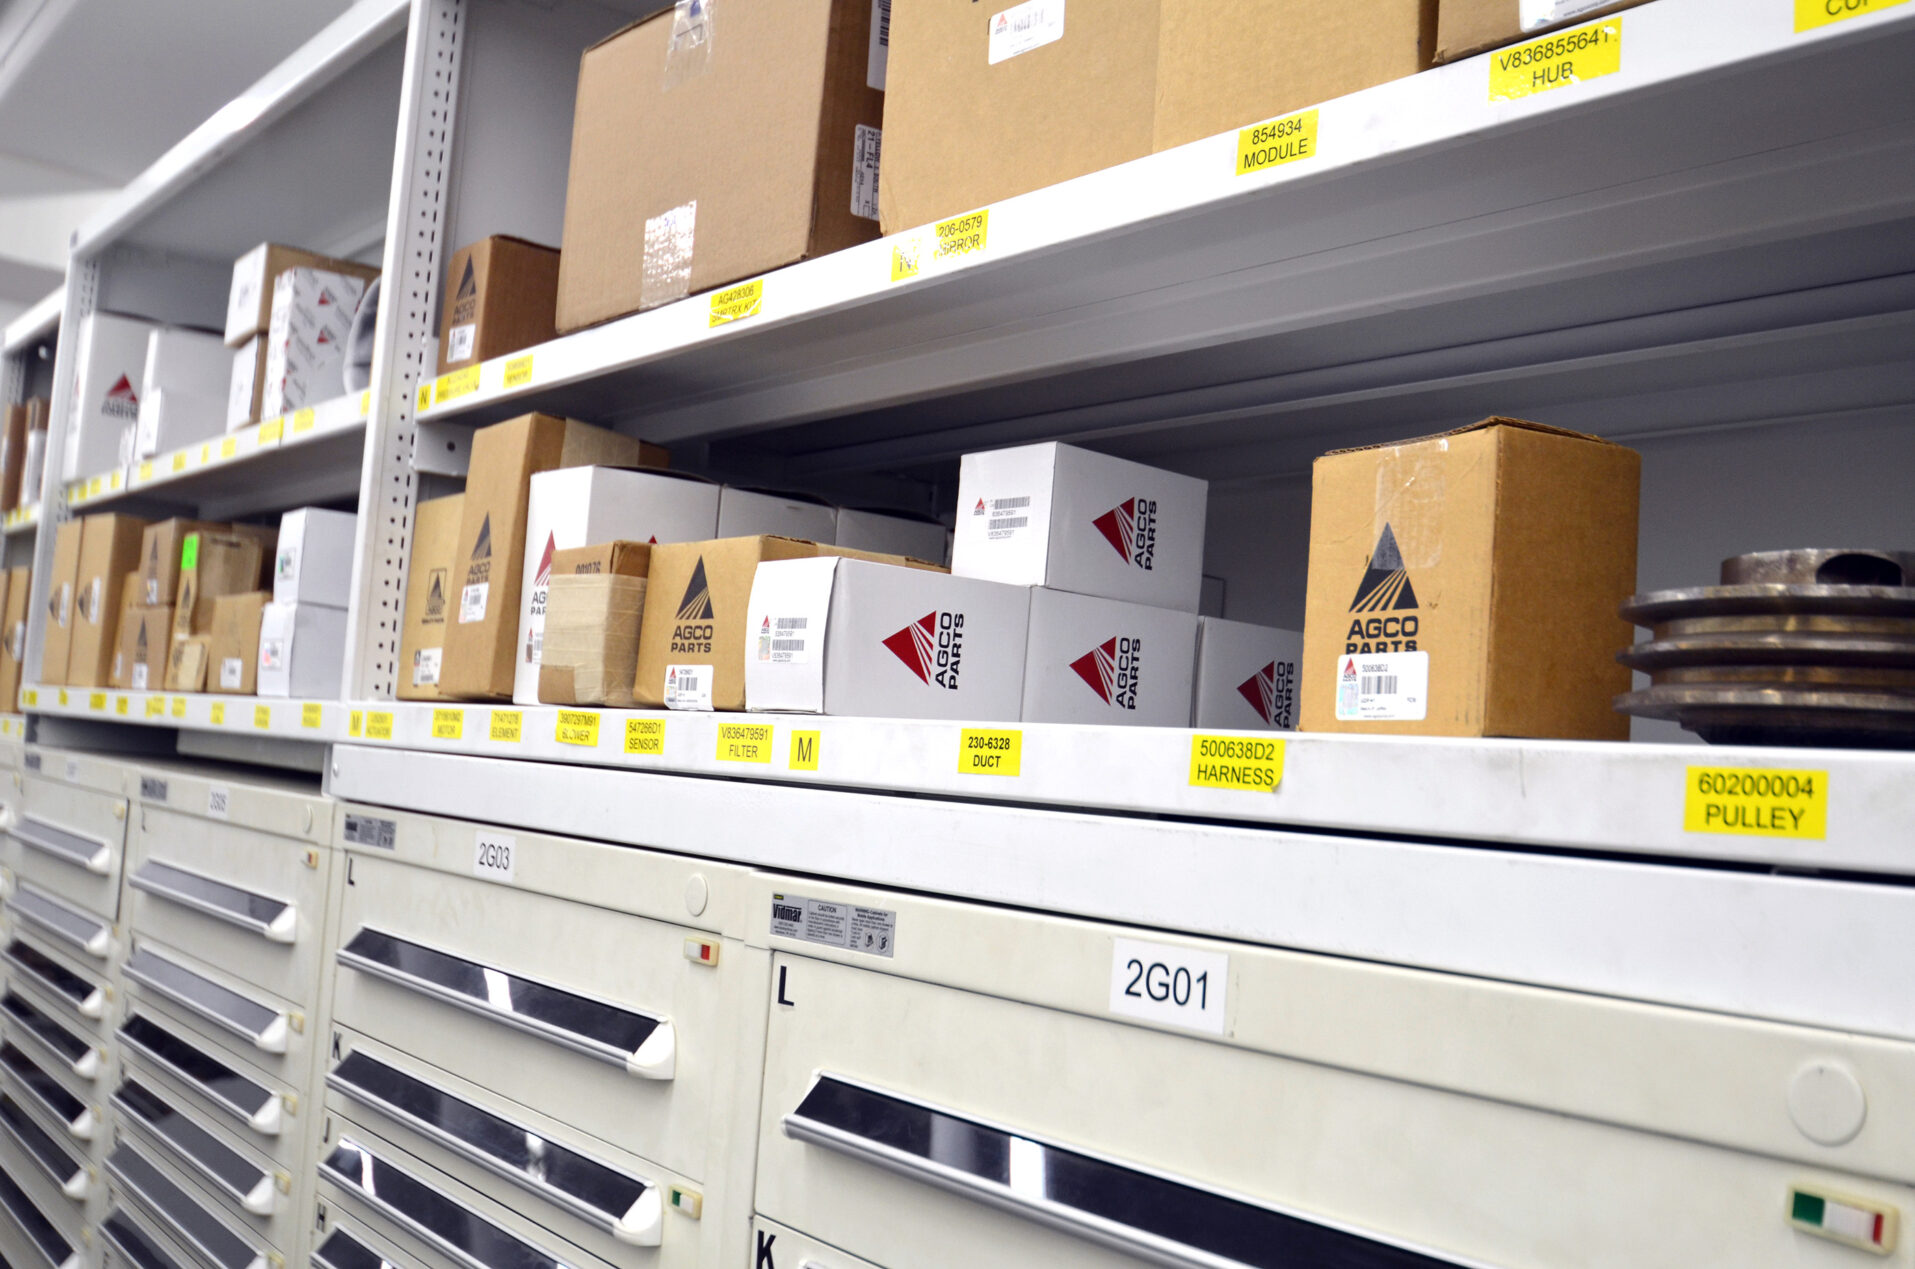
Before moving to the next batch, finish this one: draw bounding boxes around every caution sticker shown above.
[1489,17,1622,100]
[708,280,764,327]
[716,722,774,763]
[1797,0,1911,29]
[1685,766,1827,839]
[625,718,665,756]
[958,727,1021,777]
[1236,110,1318,176]
[555,710,600,747]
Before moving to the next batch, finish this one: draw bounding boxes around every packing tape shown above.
[642,201,698,310]
[664,0,714,87]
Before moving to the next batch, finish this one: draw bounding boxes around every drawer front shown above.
[0,1101,94,1219]
[115,1012,296,1161]
[331,849,756,1182]
[751,1217,885,1269]
[3,931,115,1043]
[2,1041,102,1149]
[113,1089,298,1258]
[126,807,332,1008]
[5,989,108,1087]
[106,1135,270,1269]
[0,1141,86,1269]
[12,775,128,922]
[122,938,309,1094]
[101,1203,202,1269]
[6,882,115,965]
[758,953,1915,1269]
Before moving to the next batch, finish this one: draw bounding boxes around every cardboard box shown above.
[69,514,150,687]
[261,268,371,418]
[108,573,140,688]
[256,602,347,698]
[0,403,25,513]
[141,519,225,609]
[165,635,209,693]
[209,592,269,694]
[555,0,884,331]
[951,441,1208,611]
[537,542,651,708]
[398,494,464,700]
[65,312,155,480]
[21,404,46,503]
[440,237,561,371]
[746,556,1030,721]
[275,508,357,608]
[142,328,230,399]
[172,527,274,638]
[1299,418,1640,739]
[1020,587,1198,727]
[834,507,949,565]
[881,0,1435,233]
[0,566,26,706]
[119,604,169,692]
[227,337,268,431]
[716,487,838,544]
[1190,616,1302,731]
[1434,0,1645,64]
[515,468,719,703]
[441,414,667,700]
[225,243,379,346]
[41,519,84,684]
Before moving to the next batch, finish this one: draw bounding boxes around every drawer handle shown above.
[3,941,106,1019]
[117,1015,283,1137]
[0,1092,89,1199]
[0,1042,95,1140]
[3,991,103,1081]
[336,928,675,1080]
[102,1209,187,1269]
[106,1140,268,1269]
[328,1049,661,1246]
[10,817,111,875]
[123,946,290,1056]
[114,1080,277,1216]
[312,1226,407,1269]
[0,1165,82,1269]
[321,1137,576,1269]
[9,884,112,959]
[131,862,296,944]
[784,1074,1477,1269]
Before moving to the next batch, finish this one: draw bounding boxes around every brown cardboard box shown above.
[555,0,884,332]
[538,542,651,708]
[172,528,273,638]
[0,567,27,707]
[399,494,465,701]
[1434,0,1645,64]
[69,514,150,687]
[165,634,211,693]
[42,519,84,684]
[880,0,1435,233]
[126,607,171,693]
[439,237,561,371]
[1299,418,1640,740]
[0,403,25,513]
[227,243,382,346]
[209,592,269,694]
[141,519,226,609]
[635,536,826,711]
[440,415,666,700]
[107,572,142,688]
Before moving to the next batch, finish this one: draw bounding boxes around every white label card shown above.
[757,616,812,665]
[664,663,713,711]
[220,658,243,690]
[988,0,1065,64]
[131,664,149,691]
[1520,0,1616,29]
[447,323,476,364]
[459,582,488,624]
[867,0,890,89]
[413,647,442,686]
[277,546,298,583]
[852,125,882,222]
[1108,938,1228,1035]
[1333,650,1429,722]
[207,786,231,820]
[473,831,516,884]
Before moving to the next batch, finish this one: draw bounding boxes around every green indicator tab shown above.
[181,534,200,571]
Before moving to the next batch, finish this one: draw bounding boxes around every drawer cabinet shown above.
[0,1154,84,1269]
[8,768,129,924]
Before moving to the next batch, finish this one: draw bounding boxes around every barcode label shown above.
[867,0,891,88]
[775,618,809,630]
[1334,651,1429,722]
[988,516,1028,532]
[991,496,1031,511]
[666,663,713,711]
[771,639,806,651]
[207,787,230,820]
[852,124,882,221]
[1361,675,1398,696]
[343,814,398,849]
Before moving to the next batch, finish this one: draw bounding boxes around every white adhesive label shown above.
[867,0,890,88]
[447,323,476,364]
[974,492,1033,541]
[86,578,102,623]
[473,830,516,884]
[459,582,488,624]
[1109,938,1228,1035]
[852,124,882,222]
[144,577,160,606]
[770,892,896,957]
[131,663,149,691]
[413,647,442,687]
[756,616,812,665]
[207,785,231,820]
[664,663,713,711]
[1520,0,1618,29]
[219,658,244,690]
[1333,650,1429,722]
[277,546,298,583]
[56,583,70,626]
[260,638,287,671]
[988,0,1065,63]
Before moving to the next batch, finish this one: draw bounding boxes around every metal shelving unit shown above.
[0,289,60,547]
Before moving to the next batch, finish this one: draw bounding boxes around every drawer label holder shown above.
[770,892,895,958]
[1109,937,1229,1036]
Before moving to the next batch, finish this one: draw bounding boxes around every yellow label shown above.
[146,696,165,718]
[1797,0,1912,28]
[171,696,186,719]
[258,418,284,444]
[1188,734,1285,792]
[489,710,522,743]
[1685,767,1827,839]
[253,704,271,730]
[349,710,364,738]
[220,437,238,460]
[1237,109,1319,175]
[210,701,226,725]
[890,237,923,282]
[110,471,123,490]
[293,408,316,435]
[172,452,189,473]
[366,710,394,740]
[357,391,371,418]
[1489,17,1622,100]
[958,728,1021,777]
[556,710,600,747]
[416,382,433,413]
[788,730,820,771]
[301,703,323,730]
[503,355,534,388]
[115,696,129,715]
[138,461,154,482]
[933,209,990,264]
[708,280,764,327]
[432,708,463,740]
[57,689,67,706]
[88,692,105,711]
[716,722,774,764]
[87,477,102,498]
[21,689,34,707]
[436,366,481,404]
[625,718,665,756]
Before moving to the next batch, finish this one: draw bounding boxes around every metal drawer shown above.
[106,1135,270,1269]
[115,1013,293,1150]
[0,1148,84,1269]
[122,939,308,1093]
[750,1217,884,1269]
[113,1081,300,1259]
[10,773,128,923]
[0,1093,92,1204]
[4,935,113,1039]
[4,990,106,1084]
[101,1204,200,1269]
[1,1041,100,1145]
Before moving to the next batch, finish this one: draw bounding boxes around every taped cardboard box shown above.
[125,606,169,691]
[209,592,269,694]
[41,519,84,684]
[1020,587,1198,727]
[70,514,150,687]
[555,0,884,331]
[1190,616,1302,731]
[141,519,225,608]
[225,243,379,346]
[441,414,668,700]
[537,542,651,708]
[1299,418,1640,739]
[108,573,141,688]
[172,526,276,639]
[1434,0,1646,64]
[0,567,24,707]
[440,237,560,371]
[0,403,24,512]
[398,493,464,701]
[165,635,211,693]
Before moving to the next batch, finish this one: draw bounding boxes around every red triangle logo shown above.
[882,612,937,684]
[106,374,137,402]
[534,533,555,587]
[1069,638,1118,703]
[1236,662,1276,725]
[1091,499,1134,560]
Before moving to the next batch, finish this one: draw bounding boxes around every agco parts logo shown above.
[1236,660,1296,729]
[882,611,963,689]
[1346,523,1419,654]
[1092,498,1157,571]
[1070,636,1141,709]
[672,558,715,654]
[102,374,139,420]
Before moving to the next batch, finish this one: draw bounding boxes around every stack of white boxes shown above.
[223,244,379,431]
[258,508,356,699]
[135,328,231,459]
[64,312,156,481]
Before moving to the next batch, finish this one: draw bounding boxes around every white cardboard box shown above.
[514,467,721,704]
[1020,587,1197,727]
[256,601,347,698]
[227,337,268,431]
[65,312,155,480]
[716,487,838,543]
[142,328,230,399]
[275,508,359,608]
[1190,615,1302,731]
[135,388,227,458]
[746,556,1029,721]
[951,441,1208,611]
[833,507,949,564]
[261,268,368,418]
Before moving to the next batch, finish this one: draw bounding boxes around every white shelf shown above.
[3,504,40,536]
[22,684,346,741]
[3,289,62,358]
[414,0,1915,481]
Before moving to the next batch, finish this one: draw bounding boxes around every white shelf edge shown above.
[3,503,40,535]
[3,288,63,357]
[23,684,344,741]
